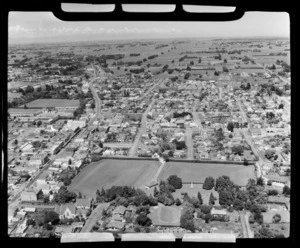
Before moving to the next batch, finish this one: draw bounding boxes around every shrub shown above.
[272,214,281,223]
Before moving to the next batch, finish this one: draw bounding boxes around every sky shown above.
[8,8,290,44]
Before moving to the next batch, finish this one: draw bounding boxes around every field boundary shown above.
[99,156,256,165]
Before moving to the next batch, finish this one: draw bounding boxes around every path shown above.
[240,212,249,238]
[80,203,110,233]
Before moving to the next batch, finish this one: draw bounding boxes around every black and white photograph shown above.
[4,2,292,243]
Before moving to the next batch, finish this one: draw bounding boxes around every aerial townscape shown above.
[7,35,291,240]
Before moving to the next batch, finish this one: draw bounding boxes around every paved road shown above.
[186,127,194,160]
[128,92,158,157]
[80,203,110,233]
[235,96,248,124]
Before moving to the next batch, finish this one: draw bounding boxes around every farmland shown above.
[158,161,255,186]
[69,159,160,198]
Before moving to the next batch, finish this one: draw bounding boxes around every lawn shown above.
[158,162,255,186]
[149,203,181,227]
[69,159,160,198]
[172,184,220,206]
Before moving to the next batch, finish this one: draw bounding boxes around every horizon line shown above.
[9,35,290,46]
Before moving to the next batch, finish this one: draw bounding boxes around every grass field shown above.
[69,159,160,198]
[149,203,181,227]
[158,162,255,186]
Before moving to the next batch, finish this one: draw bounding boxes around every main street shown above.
[128,79,163,156]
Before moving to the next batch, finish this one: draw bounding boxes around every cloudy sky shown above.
[8,9,290,44]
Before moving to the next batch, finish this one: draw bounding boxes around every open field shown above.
[149,203,181,227]
[158,161,255,186]
[20,99,80,108]
[69,159,160,198]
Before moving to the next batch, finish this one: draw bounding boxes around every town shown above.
[7,37,290,240]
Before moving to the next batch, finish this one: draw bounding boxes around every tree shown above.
[278,103,284,109]
[13,139,18,145]
[180,209,195,232]
[44,211,60,225]
[184,72,190,80]
[153,187,159,197]
[37,189,44,200]
[167,175,183,189]
[175,198,182,206]
[215,176,234,192]
[203,177,215,190]
[197,192,203,205]
[243,158,249,166]
[24,104,28,109]
[27,218,35,226]
[256,177,264,186]
[254,212,264,225]
[282,185,290,195]
[198,58,202,63]
[232,145,244,156]
[43,195,50,203]
[136,213,152,226]
[205,213,212,223]
[52,186,77,204]
[272,213,281,223]
[227,122,234,132]
[209,192,215,205]
[223,66,229,73]
[200,205,212,215]
[68,159,72,165]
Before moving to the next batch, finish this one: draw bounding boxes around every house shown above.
[106,221,125,231]
[75,198,91,209]
[55,225,73,236]
[55,204,77,219]
[211,208,227,218]
[113,205,126,216]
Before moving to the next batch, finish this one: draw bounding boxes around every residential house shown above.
[55,204,77,219]
[211,208,227,218]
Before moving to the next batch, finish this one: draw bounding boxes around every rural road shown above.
[81,203,110,233]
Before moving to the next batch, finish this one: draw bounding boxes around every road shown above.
[235,96,248,124]
[192,100,203,130]
[128,97,156,156]
[256,62,290,84]
[80,203,110,233]
[88,65,104,126]
[8,65,103,210]
[127,80,162,156]
[240,211,249,238]
[186,127,194,160]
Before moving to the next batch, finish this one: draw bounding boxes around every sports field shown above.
[69,159,160,198]
[158,162,255,186]
[149,203,181,227]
